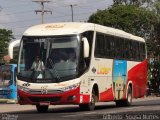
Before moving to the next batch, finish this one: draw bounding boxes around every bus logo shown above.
[41,86,48,94]
[45,24,64,29]
[97,67,111,75]
[22,83,30,87]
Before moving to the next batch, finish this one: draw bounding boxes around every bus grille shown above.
[29,96,61,103]
[29,89,64,94]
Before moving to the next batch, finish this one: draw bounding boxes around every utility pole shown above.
[33,0,52,24]
[70,4,77,22]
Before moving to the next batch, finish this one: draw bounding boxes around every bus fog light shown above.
[67,95,76,101]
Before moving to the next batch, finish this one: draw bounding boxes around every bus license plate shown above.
[40,102,50,106]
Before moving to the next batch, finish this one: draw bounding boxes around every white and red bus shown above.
[17,22,147,112]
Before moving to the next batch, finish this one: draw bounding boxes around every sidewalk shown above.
[0,104,36,113]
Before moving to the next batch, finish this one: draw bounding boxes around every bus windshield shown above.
[18,35,80,83]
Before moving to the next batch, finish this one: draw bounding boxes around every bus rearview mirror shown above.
[82,37,89,58]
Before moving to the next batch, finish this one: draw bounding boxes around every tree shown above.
[113,0,156,7]
[88,5,158,41]
[0,29,14,63]
[154,0,160,14]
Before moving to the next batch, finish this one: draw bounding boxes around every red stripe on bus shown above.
[99,87,114,102]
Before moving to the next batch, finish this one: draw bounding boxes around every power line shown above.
[32,0,52,24]
[0,0,109,20]
[1,0,62,10]
[0,0,112,25]
[8,10,95,30]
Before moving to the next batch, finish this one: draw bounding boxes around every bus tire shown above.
[36,105,48,113]
[79,89,96,111]
[115,100,123,107]
[116,86,132,107]
[125,85,132,106]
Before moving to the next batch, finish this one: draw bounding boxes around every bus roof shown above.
[23,22,145,42]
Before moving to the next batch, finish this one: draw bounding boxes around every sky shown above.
[0,0,113,40]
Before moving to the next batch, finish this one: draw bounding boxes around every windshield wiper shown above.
[48,58,61,82]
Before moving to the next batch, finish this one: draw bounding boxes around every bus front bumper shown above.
[17,87,81,105]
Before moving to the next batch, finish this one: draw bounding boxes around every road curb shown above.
[0,99,8,103]
[0,99,17,104]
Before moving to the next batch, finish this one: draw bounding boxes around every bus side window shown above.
[142,43,146,60]
[115,37,124,59]
[139,43,145,61]
[124,39,129,60]
[121,39,125,59]
[136,42,140,61]
[132,41,136,61]
[129,40,133,60]
[95,33,105,58]
[105,35,113,58]
[128,40,133,60]
[110,36,115,58]
[105,35,110,58]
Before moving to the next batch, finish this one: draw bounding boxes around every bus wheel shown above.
[125,85,132,106]
[36,105,48,113]
[116,86,132,107]
[79,89,96,111]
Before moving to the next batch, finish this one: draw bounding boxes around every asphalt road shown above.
[1,97,160,120]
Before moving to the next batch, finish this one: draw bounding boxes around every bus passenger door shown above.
[113,60,127,100]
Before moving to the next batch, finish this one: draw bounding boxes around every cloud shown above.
[49,0,88,7]
[0,11,10,23]
[61,0,87,5]
[0,10,18,28]
[0,24,4,29]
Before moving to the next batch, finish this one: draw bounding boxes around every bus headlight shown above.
[17,85,30,92]
[60,83,80,92]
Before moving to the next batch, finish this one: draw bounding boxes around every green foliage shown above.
[113,0,156,7]
[0,29,14,63]
[88,5,158,39]
[154,0,160,14]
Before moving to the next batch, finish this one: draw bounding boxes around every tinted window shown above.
[115,37,124,59]
[95,33,105,58]
[94,32,146,61]
[139,42,146,61]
